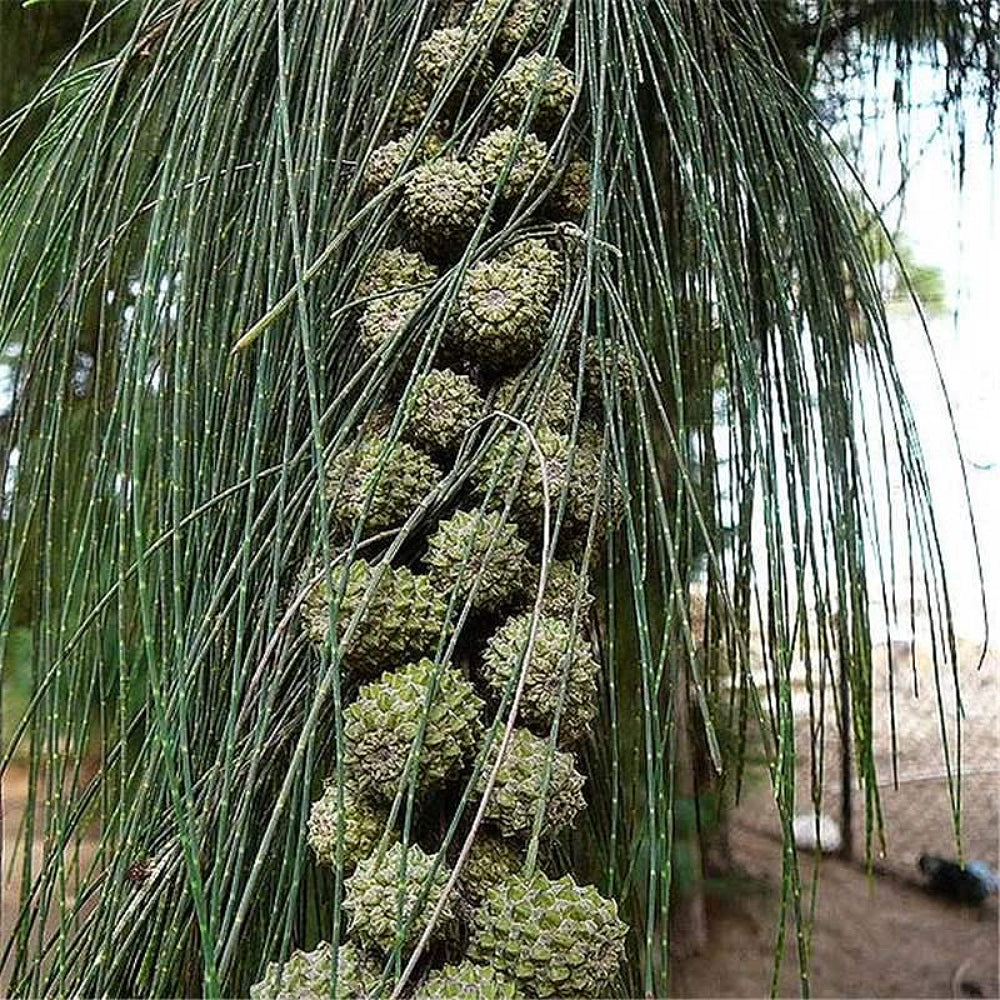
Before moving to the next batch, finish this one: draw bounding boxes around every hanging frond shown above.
[0,1,977,997]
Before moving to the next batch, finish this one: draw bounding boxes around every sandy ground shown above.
[675,637,999,999]
[675,823,999,999]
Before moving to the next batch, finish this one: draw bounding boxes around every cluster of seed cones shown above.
[254,3,629,998]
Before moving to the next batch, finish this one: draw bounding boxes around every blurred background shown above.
[676,21,999,999]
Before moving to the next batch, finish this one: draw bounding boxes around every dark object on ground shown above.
[918,855,999,906]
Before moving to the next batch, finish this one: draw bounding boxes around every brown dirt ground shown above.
[674,823,999,999]
[676,638,999,1000]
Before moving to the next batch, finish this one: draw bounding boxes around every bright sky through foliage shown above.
[854,62,999,642]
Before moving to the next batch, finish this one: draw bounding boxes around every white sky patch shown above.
[840,62,999,642]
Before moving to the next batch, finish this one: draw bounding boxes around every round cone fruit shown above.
[482,612,598,745]
[404,369,485,457]
[475,728,585,840]
[470,0,553,56]
[326,436,438,536]
[452,238,560,371]
[424,510,531,614]
[301,559,447,678]
[306,775,395,872]
[494,367,576,432]
[532,558,595,621]
[344,841,457,953]
[472,425,603,539]
[468,871,628,998]
[549,156,590,220]
[415,961,517,1000]
[249,942,379,1000]
[345,658,484,801]
[455,833,523,904]
[356,247,437,299]
[357,289,426,360]
[494,53,576,135]
[470,127,551,205]
[362,132,443,196]
[403,159,487,259]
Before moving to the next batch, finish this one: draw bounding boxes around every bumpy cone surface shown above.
[468,871,628,998]
[357,247,438,300]
[531,558,595,621]
[403,159,487,259]
[475,728,585,840]
[326,436,438,536]
[571,335,636,416]
[470,0,552,56]
[307,775,396,872]
[345,658,484,801]
[494,367,576,433]
[344,842,457,953]
[404,369,485,456]
[415,961,518,999]
[472,425,603,539]
[358,288,426,359]
[395,26,489,131]
[549,156,590,220]
[362,132,443,196]
[455,833,523,905]
[482,613,598,745]
[425,510,531,614]
[494,53,576,135]
[250,942,379,1000]
[470,127,551,204]
[302,559,447,678]
[414,26,486,94]
[452,238,560,371]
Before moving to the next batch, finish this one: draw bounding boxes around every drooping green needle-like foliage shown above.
[0,1,978,997]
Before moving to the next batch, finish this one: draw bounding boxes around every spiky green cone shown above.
[362,132,444,196]
[468,872,628,999]
[392,28,477,129]
[469,127,551,205]
[451,238,560,371]
[302,560,447,678]
[250,942,379,1000]
[356,247,438,300]
[501,234,563,279]
[532,558,595,621]
[403,159,488,259]
[494,367,576,432]
[482,613,598,745]
[416,26,488,94]
[394,25,491,131]
[358,288,426,361]
[472,425,603,539]
[307,776,396,872]
[425,510,531,615]
[326,436,438,536]
[404,369,485,457]
[475,728,585,840]
[455,834,522,905]
[345,658,484,801]
[549,156,590,220]
[569,335,636,416]
[415,961,517,1000]
[494,53,576,135]
[470,0,553,56]
[344,842,457,953]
